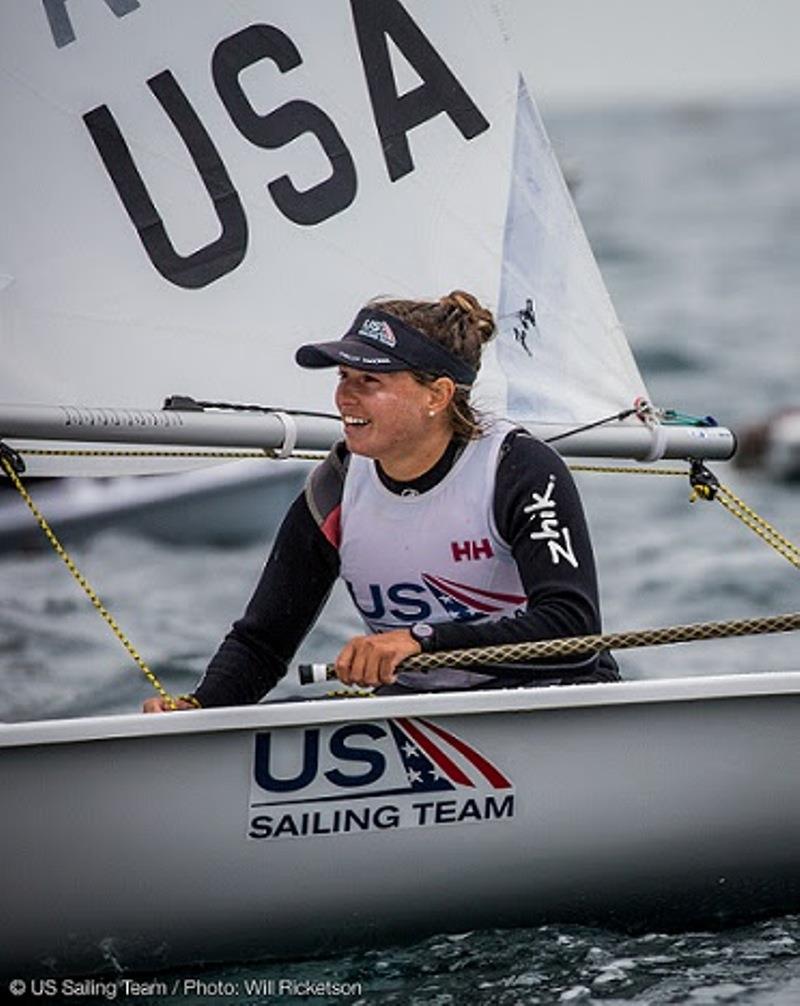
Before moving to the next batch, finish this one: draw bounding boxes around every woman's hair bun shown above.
[440,290,495,342]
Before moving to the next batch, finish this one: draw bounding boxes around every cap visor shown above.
[295,343,344,368]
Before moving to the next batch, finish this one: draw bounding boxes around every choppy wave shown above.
[105,916,800,1005]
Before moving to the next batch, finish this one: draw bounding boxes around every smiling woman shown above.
[335,367,452,481]
[143,291,618,712]
[321,293,492,479]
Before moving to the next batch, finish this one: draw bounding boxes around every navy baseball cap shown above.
[295,308,477,386]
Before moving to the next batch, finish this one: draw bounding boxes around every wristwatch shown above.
[410,622,435,652]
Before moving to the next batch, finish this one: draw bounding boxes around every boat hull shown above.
[2,674,800,976]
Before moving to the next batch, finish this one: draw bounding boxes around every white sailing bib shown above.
[340,422,526,633]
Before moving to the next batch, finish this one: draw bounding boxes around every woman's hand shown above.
[334,629,421,687]
[142,696,199,713]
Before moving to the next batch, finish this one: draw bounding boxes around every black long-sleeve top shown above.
[193,430,610,707]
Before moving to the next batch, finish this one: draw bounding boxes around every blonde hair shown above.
[368,290,495,439]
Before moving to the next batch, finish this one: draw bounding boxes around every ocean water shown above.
[3,95,800,1003]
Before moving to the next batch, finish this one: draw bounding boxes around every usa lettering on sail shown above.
[44,0,490,289]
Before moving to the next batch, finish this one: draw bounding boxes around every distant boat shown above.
[2,0,794,982]
[0,459,309,551]
[735,408,800,482]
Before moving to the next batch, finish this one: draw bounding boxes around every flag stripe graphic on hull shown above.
[395,718,475,787]
[417,718,513,789]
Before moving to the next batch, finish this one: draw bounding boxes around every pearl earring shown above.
[428,410,436,417]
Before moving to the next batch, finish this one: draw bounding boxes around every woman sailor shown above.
[144,291,616,711]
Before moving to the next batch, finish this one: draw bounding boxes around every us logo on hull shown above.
[249,717,515,841]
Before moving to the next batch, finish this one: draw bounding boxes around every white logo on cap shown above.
[340,350,391,364]
[359,318,397,348]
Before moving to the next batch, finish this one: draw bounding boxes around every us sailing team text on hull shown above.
[249,794,516,840]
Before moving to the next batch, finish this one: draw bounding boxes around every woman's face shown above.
[334,366,449,476]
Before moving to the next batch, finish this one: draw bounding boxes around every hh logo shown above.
[451,538,495,562]
[248,717,515,841]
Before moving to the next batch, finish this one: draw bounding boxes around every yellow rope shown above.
[570,464,688,477]
[0,454,178,709]
[571,462,800,570]
[3,444,325,707]
[714,484,800,568]
[20,447,328,461]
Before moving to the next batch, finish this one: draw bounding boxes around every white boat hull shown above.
[2,673,800,976]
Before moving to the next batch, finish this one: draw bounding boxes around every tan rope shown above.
[302,611,800,683]
[0,453,178,708]
[401,610,800,672]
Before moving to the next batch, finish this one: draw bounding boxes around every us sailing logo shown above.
[358,317,397,347]
[248,717,515,842]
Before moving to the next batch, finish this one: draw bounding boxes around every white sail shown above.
[496,79,648,422]
[0,1,733,469]
[0,4,513,410]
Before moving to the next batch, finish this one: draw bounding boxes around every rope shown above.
[3,442,328,707]
[0,452,178,709]
[407,610,800,671]
[570,464,688,476]
[571,462,800,570]
[306,610,800,681]
[184,398,339,422]
[543,407,638,445]
[714,484,800,569]
[19,447,328,462]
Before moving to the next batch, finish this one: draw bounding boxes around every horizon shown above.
[506,0,800,111]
